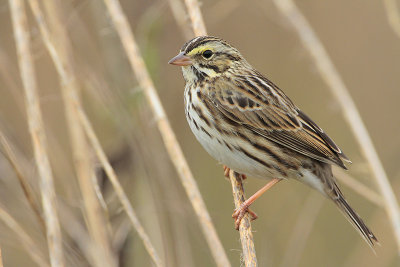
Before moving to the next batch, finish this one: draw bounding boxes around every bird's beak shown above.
[168,52,192,66]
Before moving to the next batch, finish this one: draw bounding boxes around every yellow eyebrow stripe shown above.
[187,46,212,56]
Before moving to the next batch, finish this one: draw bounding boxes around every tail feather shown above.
[335,195,379,250]
[300,162,378,249]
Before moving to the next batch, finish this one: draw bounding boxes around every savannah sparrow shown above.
[169,36,378,247]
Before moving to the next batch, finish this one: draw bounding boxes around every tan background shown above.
[0,0,399,266]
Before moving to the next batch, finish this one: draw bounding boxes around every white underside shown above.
[298,169,325,194]
[185,86,277,180]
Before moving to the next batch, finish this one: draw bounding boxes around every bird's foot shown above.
[232,204,258,230]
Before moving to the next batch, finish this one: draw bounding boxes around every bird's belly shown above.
[186,109,280,180]
[184,86,299,180]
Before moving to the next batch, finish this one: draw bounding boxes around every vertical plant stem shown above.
[183,0,259,264]
[102,0,231,266]
[9,0,64,266]
[75,103,164,267]
[273,0,400,251]
[167,0,194,39]
[229,171,257,267]
[183,0,207,36]
[28,1,116,265]
[29,0,163,265]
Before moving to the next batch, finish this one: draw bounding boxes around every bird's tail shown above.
[334,193,379,250]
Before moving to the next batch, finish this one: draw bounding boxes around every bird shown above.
[168,35,378,248]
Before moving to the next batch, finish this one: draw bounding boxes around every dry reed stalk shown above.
[229,171,257,267]
[0,131,45,231]
[28,1,163,265]
[57,200,110,267]
[180,0,260,263]
[102,0,230,266]
[75,103,164,267]
[0,246,3,267]
[273,0,400,251]
[167,0,194,39]
[383,0,400,38]
[28,1,116,266]
[9,0,64,266]
[183,0,207,36]
[182,0,258,264]
[0,206,50,267]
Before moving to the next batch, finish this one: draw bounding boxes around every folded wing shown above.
[205,75,350,169]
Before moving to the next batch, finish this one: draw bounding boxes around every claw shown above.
[247,209,258,221]
[232,204,258,230]
[223,166,230,178]
[231,178,281,230]
[223,166,246,180]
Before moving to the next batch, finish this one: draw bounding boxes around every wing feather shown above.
[206,76,349,169]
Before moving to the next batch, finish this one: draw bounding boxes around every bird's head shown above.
[169,36,246,83]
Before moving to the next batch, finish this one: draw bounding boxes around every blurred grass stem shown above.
[183,0,207,36]
[102,0,231,266]
[167,0,193,39]
[383,0,400,38]
[9,0,64,265]
[28,1,117,265]
[273,0,400,251]
[335,169,384,207]
[75,103,163,267]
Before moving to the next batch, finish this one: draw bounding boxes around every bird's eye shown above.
[202,50,213,59]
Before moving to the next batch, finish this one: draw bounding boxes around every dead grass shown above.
[0,0,398,266]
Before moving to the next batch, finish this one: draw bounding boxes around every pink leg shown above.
[232,178,281,230]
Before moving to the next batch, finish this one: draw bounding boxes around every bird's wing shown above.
[204,75,350,169]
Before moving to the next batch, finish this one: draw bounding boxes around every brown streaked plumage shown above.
[169,36,378,248]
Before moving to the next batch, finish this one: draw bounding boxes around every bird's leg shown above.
[232,178,281,230]
[223,165,246,180]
